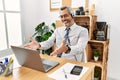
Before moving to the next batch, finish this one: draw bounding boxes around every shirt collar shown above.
[64,23,77,31]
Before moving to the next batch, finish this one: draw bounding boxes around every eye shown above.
[59,14,69,18]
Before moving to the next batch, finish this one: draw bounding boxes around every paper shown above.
[48,63,89,80]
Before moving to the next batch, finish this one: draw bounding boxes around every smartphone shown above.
[70,65,83,75]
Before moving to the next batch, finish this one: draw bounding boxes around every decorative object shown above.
[94,69,99,80]
[93,50,99,61]
[89,3,95,15]
[75,6,85,15]
[95,22,108,41]
[32,22,56,55]
[50,0,87,11]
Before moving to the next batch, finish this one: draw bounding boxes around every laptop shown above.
[11,46,59,72]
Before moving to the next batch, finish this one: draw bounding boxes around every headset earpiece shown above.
[71,14,74,18]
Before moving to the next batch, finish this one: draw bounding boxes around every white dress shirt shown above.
[40,23,88,62]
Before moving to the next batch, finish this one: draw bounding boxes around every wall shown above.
[94,0,120,80]
[21,0,120,79]
[20,0,59,43]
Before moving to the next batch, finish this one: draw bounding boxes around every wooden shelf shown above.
[88,39,109,44]
[74,15,97,18]
[74,16,109,80]
[74,15,97,40]
[89,60,103,68]
[56,15,109,80]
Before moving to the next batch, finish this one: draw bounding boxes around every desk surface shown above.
[0,54,95,80]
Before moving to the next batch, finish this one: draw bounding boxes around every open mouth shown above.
[63,20,69,24]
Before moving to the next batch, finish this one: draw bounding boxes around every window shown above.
[0,0,22,51]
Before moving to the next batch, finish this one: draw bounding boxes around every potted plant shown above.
[93,50,100,61]
[32,22,56,55]
[94,70,99,80]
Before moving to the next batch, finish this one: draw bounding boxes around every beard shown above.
[62,19,72,27]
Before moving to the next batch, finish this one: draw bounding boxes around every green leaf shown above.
[35,22,45,31]
[37,29,43,36]
[51,23,56,29]
[93,50,99,57]
[35,36,42,42]
[33,22,55,55]
[41,32,52,41]
[44,47,52,55]
[32,32,37,37]
[94,70,100,78]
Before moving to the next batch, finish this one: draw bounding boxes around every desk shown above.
[0,54,95,80]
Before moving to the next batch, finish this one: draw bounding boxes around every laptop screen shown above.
[11,46,59,72]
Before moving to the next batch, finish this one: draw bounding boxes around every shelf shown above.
[88,40,109,44]
[74,15,97,40]
[89,60,103,68]
[56,15,109,80]
[73,15,109,80]
[74,15,97,17]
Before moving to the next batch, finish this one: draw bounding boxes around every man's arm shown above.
[50,39,68,56]
[69,28,88,55]
[50,28,88,56]
[24,36,41,50]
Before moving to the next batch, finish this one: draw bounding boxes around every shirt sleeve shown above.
[40,30,56,50]
[70,28,88,55]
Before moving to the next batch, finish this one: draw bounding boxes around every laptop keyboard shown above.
[43,64,52,70]
[42,58,59,71]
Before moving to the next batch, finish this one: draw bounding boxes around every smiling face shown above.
[59,8,74,27]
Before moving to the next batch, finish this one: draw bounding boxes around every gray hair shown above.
[59,6,74,17]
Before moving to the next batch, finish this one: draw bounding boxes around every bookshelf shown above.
[55,15,109,80]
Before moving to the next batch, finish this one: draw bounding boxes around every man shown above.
[24,6,88,62]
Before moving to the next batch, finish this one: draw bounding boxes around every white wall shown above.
[94,0,120,80]
[20,0,59,43]
[21,0,120,79]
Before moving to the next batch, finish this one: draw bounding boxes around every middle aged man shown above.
[24,6,88,62]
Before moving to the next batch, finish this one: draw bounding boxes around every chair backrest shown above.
[56,20,64,28]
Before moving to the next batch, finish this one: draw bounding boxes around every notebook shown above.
[11,46,59,72]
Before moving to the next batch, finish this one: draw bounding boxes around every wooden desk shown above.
[0,54,95,80]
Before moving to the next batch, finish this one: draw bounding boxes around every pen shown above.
[63,69,67,79]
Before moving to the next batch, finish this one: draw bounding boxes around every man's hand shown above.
[24,36,40,50]
[50,39,68,56]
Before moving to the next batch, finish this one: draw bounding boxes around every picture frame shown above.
[50,0,89,11]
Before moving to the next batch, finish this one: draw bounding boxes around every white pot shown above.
[94,56,99,61]
[94,77,99,80]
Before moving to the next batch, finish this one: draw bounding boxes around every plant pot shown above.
[94,77,99,80]
[94,56,99,61]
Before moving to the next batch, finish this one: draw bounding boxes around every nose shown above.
[61,16,67,21]
[62,17,66,20]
